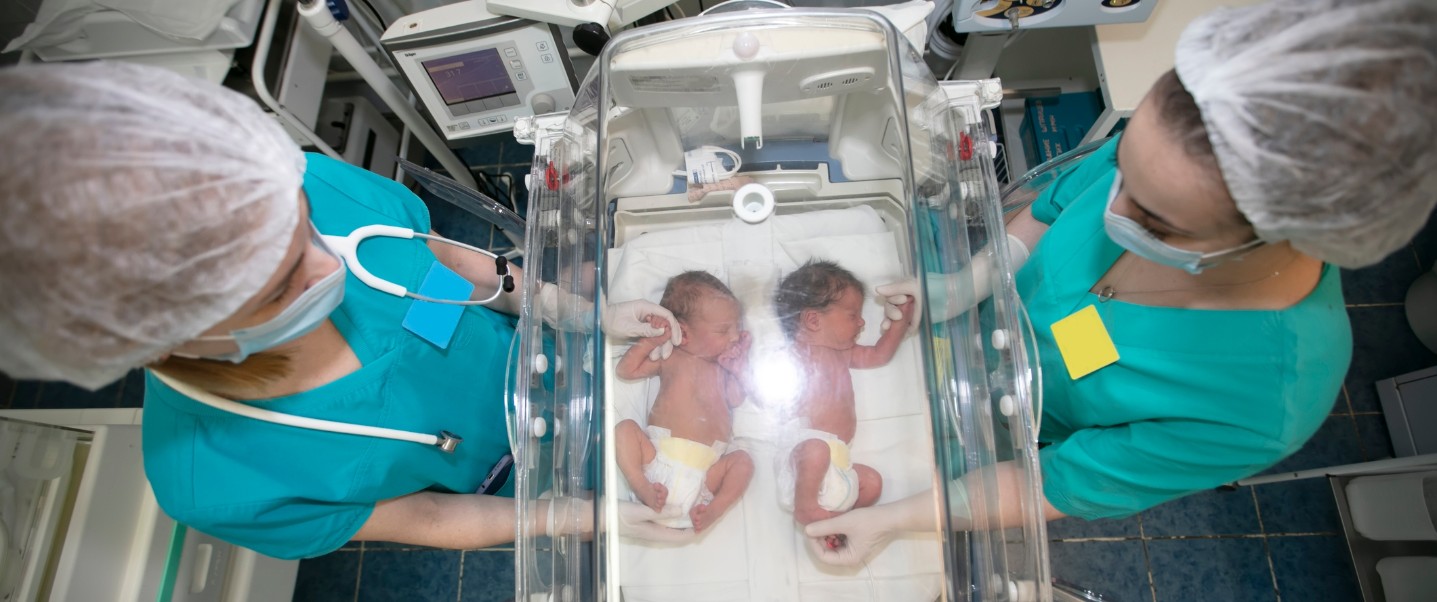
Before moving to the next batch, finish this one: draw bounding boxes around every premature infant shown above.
[774,260,914,526]
[615,271,755,531]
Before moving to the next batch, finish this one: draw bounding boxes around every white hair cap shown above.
[0,62,304,390]
[1175,0,1437,268]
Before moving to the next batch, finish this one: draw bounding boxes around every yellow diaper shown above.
[656,436,721,471]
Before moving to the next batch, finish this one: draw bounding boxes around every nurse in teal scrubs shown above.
[805,0,1437,564]
[0,62,679,559]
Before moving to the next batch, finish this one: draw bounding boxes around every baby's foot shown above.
[690,503,712,532]
[637,482,668,513]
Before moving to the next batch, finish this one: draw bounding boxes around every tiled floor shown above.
[2,130,1433,601]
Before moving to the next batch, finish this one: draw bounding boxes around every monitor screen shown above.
[422,48,516,106]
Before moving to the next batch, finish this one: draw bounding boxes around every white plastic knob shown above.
[999,395,1015,416]
[733,183,775,223]
[531,417,548,438]
[991,329,1009,350]
[733,32,760,59]
[531,92,556,114]
[533,353,549,374]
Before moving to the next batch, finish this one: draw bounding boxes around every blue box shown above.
[1019,91,1104,166]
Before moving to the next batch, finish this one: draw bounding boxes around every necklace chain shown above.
[1096,251,1301,303]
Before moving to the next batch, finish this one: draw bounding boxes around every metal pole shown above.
[1230,453,1437,487]
[296,1,478,190]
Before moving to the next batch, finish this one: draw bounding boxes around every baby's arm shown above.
[851,297,914,369]
[716,331,752,407]
[616,319,673,379]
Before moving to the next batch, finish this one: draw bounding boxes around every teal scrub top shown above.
[143,154,516,560]
[1016,137,1352,520]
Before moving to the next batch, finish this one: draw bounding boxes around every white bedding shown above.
[606,205,943,601]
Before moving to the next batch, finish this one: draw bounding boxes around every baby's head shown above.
[775,260,866,349]
[660,271,742,359]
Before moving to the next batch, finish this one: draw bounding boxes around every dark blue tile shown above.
[1342,247,1422,305]
[459,139,505,168]
[1345,306,1437,412]
[460,550,515,602]
[1354,414,1394,461]
[1147,538,1274,602]
[1261,414,1364,477]
[1255,478,1341,534]
[499,137,535,166]
[1268,535,1360,602]
[9,381,41,409]
[1048,540,1152,602]
[1046,514,1142,540]
[1143,487,1261,537]
[118,370,145,408]
[292,550,360,602]
[1410,207,1436,271]
[24,379,123,409]
[0,373,13,409]
[358,549,461,602]
[363,541,445,551]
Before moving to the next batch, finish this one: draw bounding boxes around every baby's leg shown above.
[690,450,754,532]
[791,440,839,525]
[615,420,665,511]
[853,463,883,509]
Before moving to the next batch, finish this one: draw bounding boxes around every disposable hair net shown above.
[1175,0,1437,268]
[0,62,304,390]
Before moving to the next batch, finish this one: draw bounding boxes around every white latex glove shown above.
[617,501,698,544]
[876,234,1030,329]
[804,482,965,567]
[603,299,684,361]
[546,496,594,538]
[536,282,595,332]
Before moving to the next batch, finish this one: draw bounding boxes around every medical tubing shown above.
[151,371,448,448]
[296,1,479,190]
[408,233,506,305]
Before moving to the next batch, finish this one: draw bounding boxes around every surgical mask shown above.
[182,224,347,363]
[1102,171,1262,274]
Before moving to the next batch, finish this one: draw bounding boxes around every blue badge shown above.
[402,261,475,349]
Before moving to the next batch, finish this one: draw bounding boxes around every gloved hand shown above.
[617,501,698,544]
[536,282,595,333]
[603,299,683,361]
[804,483,961,567]
[545,496,594,538]
[876,234,1030,329]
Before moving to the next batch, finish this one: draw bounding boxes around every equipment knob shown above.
[531,93,556,114]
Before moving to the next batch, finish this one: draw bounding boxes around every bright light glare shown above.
[749,348,803,410]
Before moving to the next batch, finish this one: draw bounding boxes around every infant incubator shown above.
[509,4,1049,600]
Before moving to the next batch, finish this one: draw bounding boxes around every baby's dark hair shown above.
[774,260,863,340]
[660,270,736,321]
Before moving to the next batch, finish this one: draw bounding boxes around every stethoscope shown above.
[159,225,517,457]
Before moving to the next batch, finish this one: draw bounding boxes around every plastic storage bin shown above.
[511,4,1049,601]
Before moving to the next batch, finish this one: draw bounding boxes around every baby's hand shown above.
[717,331,751,374]
[892,297,916,328]
[643,315,679,361]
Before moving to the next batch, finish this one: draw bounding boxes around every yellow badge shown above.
[1050,305,1120,379]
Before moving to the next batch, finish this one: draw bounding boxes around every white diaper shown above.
[637,425,730,529]
[776,426,861,514]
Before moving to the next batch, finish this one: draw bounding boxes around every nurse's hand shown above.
[804,505,901,566]
[604,300,683,360]
[875,278,923,335]
[617,501,698,544]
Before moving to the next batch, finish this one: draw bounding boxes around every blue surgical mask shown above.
[185,224,347,363]
[1102,171,1261,274]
